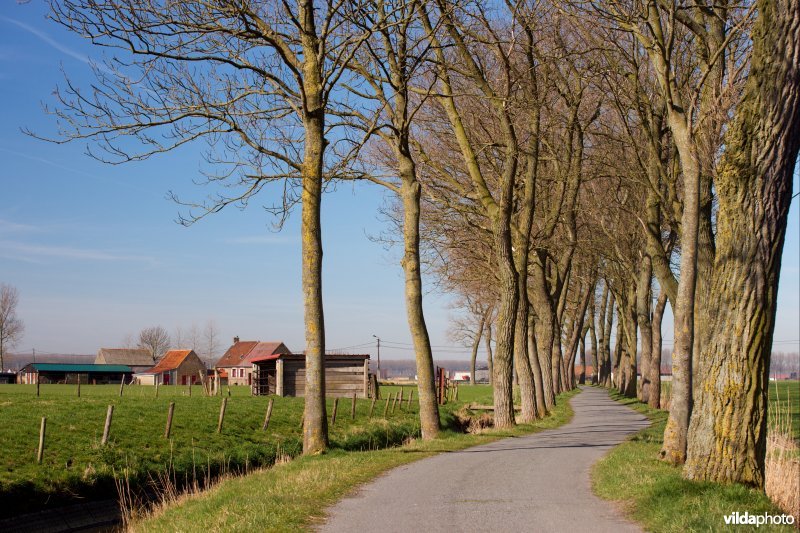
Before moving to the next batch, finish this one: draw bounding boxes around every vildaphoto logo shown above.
[723,511,795,527]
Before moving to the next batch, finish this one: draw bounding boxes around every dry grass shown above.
[766,382,800,523]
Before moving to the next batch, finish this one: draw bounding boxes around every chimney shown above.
[233,336,240,344]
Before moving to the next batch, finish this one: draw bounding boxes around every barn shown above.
[251,353,370,398]
[17,363,133,384]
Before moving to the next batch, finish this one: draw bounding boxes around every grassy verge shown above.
[593,390,794,532]
[132,388,579,532]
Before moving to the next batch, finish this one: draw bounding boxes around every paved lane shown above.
[321,386,649,533]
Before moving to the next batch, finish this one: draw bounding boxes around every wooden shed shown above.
[251,353,370,398]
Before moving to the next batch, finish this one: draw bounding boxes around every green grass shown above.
[593,390,794,532]
[0,383,421,516]
[768,380,799,441]
[662,380,799,441]
[133,387,578,532]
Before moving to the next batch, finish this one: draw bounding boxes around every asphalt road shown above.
[320,386,649,533]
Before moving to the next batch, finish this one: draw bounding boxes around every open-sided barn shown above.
[251,353,370,398]
[17,363,133,384]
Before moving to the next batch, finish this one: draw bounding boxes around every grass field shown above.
[0,383,423,516]
[594,389,796,532]
[662,380,799,441]
[768,380,799,441]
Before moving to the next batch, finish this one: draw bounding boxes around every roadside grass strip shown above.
[593,391,795,533]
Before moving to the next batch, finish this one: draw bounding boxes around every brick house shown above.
[215,337,292,386]
[143,349,207,385]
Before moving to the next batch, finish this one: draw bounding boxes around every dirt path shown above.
[321,386,649,533]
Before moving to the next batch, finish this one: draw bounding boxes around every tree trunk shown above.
[588,292,599,385]
[528,311,547,414]
[684,0,800,487]
[399,165,440,440]
[484,322,494,386]
[578,332,587,385]
[514,290,539,421]
[596,283,610,386]
[470,314,485,386]
[649,291,667,409]
[531,260,556,409]
[637,257,653,403]
[612,305,623,389]
[491,217,519,428]
[300,1,327,454]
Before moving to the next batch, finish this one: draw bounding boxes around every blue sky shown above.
[0,4,798,363]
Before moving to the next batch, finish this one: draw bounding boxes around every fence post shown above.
[217,397,227,434]
[391,392,398,414]
[77,374,81,398]
[369,397,376,418]
[37,416,46,464]
[351,393,357,421]
[36,379,40,397]
[331,397,339,425]
[408,389,414,410]
[398,388,404,411]
[383,394,391,418]
[155,381,159,398]
[165,402,175,438]
[101,405,114,445]
[119,377,125,397]
[262,398,274,431]
[188,381,192,397]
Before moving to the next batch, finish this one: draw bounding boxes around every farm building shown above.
[215,337,292,386]
[17,363,133,384]
[95,347,154,373]
[251,353,370,398]
[138,349,206,385]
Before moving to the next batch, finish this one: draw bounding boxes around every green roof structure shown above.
[26,363,133,373]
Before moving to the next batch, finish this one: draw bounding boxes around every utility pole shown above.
[372,335,381,380]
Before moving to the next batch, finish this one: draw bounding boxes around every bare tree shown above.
[138,326,171,362]
[202,320,222,365]
[38,0,375,455]
[0,284,24,371]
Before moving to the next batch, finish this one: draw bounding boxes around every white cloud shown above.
[0,240,159,266]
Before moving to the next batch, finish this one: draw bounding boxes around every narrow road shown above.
[321,386,649,533]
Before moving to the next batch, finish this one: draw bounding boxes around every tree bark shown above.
[484,322,494,386]
[588,295,599,385]
[637,257,653,403]
[300,0,327,454]
[648,291,667,409]
[531,260,556,409]
[400,170,441,439]
[528,310,547,414]
[684,0,800,487]
[469,314,486,386]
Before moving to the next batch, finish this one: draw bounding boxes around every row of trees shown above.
[123,322,222,364]
[40,0,797,489]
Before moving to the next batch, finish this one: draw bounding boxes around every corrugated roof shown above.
[145,350,195,373]
[96,348,154,366]
[27,363,133,373]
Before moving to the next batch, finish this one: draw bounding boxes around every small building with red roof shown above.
[214,337,292,387]
[141,349,207,386]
